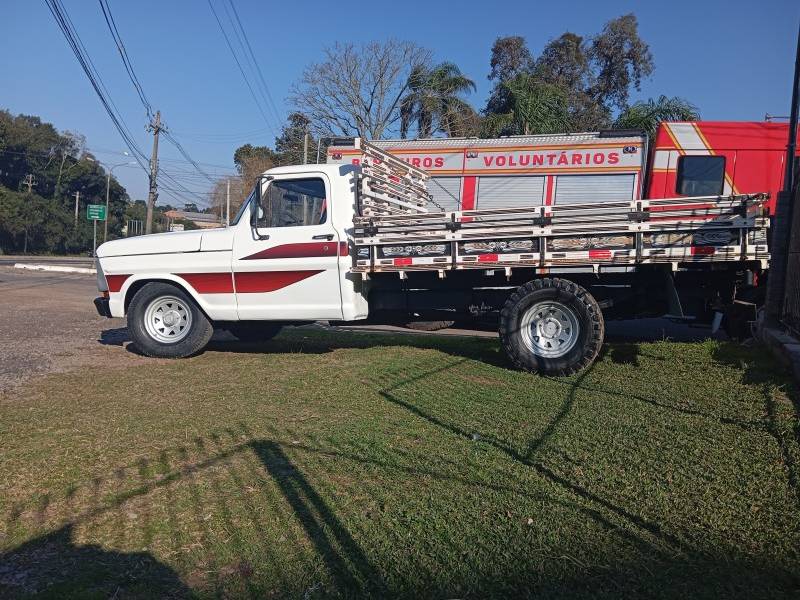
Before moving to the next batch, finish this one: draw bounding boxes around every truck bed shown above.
[350,193,770,274]
[347,138,769,276]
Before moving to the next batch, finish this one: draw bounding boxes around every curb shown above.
[14,263,96,275]
[757,322,800,383]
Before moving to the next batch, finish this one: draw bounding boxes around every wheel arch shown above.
[120,275,211,320]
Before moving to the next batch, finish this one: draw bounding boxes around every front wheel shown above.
[128,282,213,358]
[499,278,604,376]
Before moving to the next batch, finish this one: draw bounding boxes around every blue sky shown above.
[2,0,798,205]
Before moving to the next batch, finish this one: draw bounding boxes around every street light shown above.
[94,157,137,243]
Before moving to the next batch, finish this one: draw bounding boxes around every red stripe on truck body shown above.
[177,272,235,294]
[233,270,323,293]
[242,242,345,260]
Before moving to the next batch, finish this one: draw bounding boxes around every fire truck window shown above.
[260,178,327,228]
[676,156,725,196]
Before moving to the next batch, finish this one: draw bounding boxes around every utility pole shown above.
[22,174,37,193]
[145,110,161,234]
[765,19,800,323]
[226,177,231,226]
[102,160,135,243]
[73,191,80,226]
[54,152,67,199]
[303,132,309,165]
[105,171,112,243]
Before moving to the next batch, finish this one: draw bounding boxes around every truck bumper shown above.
[93,296,112,318]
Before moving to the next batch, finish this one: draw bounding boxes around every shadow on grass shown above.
[13,330,798,597]
[251,440,386,596]
[3,422,799,598]
[2,432,387,598]
[101,324,510,368]
[375,361,695,556]
[0,524,192,599]
[712,342,800,508]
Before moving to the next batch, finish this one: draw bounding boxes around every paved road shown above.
[0,267,148,392]
[0,267,722,391]
[0,255,95,268]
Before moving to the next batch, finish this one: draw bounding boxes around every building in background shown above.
[163,210,222,229]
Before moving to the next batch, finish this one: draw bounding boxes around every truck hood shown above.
[97,228,233,258]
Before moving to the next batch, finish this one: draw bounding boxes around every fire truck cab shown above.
[647,121,795,214]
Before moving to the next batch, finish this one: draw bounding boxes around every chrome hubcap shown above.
[520,301,580,358]
[143,296,192,343]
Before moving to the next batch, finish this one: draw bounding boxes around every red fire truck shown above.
[327,121,793,334]
[328,121,794,215]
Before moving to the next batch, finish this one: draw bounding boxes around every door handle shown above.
[312,234,334,240]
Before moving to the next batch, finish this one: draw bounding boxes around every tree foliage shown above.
[290,40,431,139]
[485,36,535,114]
[0,109,130,254]
[588,14,654,114]
[400,62,477,138]
[274,112,317,165]
[614,95,700,140]
[483,15,658,136]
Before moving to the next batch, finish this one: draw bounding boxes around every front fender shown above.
[111,272,237,321]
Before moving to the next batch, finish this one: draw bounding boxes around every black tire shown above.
[127,282,213,358]
[499,278,604,376]
[227,322,282,342]
[404,320,455,332]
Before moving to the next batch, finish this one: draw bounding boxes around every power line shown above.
[43,0,149,172]
[94,1,232,200]
[222,0,282,126]
[206,0,279,134]
[162,130,217,184]
[97,0,152,118]
[43,0,230,212]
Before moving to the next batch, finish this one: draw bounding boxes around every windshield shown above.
[230,188,254,226]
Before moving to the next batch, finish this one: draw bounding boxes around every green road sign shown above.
[87,204,106,220]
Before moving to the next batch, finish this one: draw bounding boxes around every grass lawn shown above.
[0,328,798,599]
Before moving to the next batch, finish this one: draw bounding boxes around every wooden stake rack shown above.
[350,193,770,273]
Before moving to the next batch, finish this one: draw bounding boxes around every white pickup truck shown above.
[94,139,769,375]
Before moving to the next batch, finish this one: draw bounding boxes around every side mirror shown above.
[250,176,271,240]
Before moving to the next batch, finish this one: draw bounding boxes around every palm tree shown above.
[614,95,700,140]
[480,74,571,137]
[400,63,476,138]
[505,75,571,135]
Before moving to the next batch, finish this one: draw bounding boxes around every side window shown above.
[259,178,327,228]
[676,156,725,196]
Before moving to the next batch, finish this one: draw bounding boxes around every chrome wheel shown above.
[520,301,580,358]
[143,296,192,344]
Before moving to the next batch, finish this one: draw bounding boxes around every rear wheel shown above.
[227,322,282,342]
[500,278,604,375]
[128,282,213,358]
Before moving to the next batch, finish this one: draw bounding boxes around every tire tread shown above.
[499,277,604,376]
[127,282,213,358]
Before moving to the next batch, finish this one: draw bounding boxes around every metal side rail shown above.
[355,138,437,217]
[350,193,770,273]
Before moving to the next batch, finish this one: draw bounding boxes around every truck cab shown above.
[95,164,368,355]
